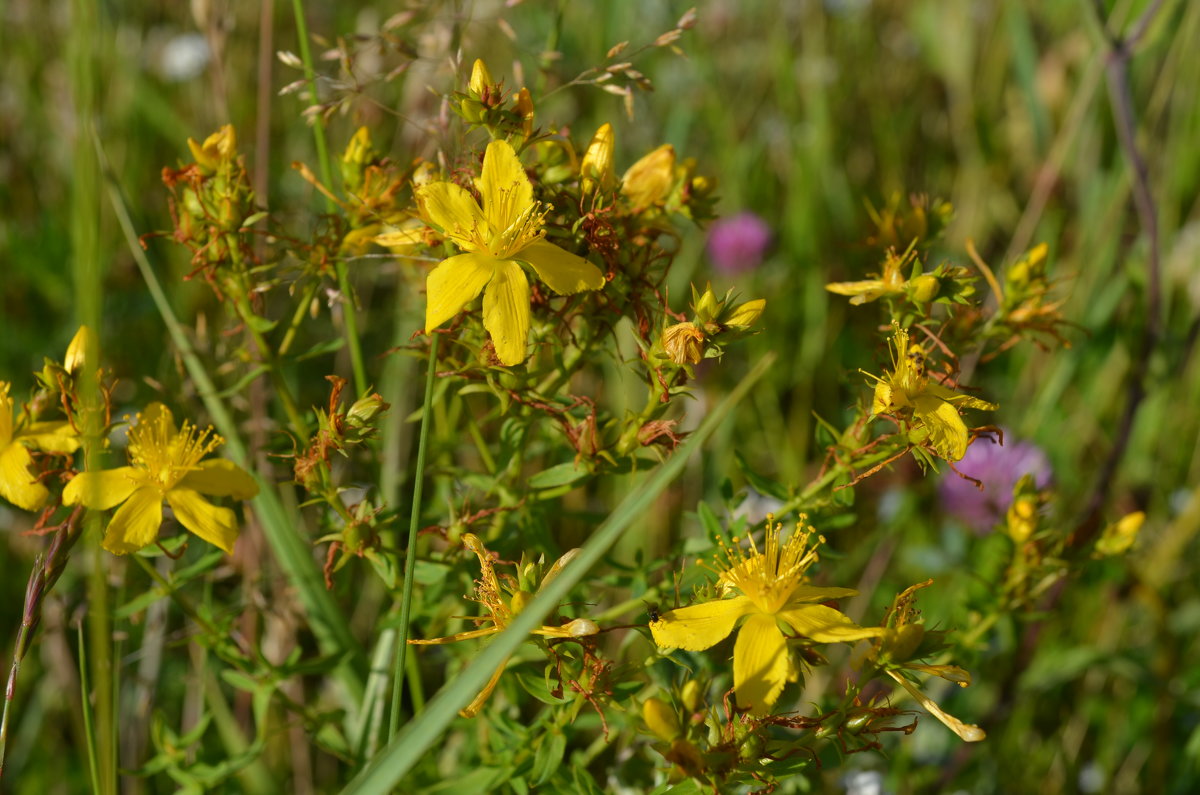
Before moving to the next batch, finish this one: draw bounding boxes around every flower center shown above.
[127,411,222,492]
[713,520,821,614]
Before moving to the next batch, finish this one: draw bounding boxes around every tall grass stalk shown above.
[70,0,116,789]
[389,334,440,741]
[342,351,776,793]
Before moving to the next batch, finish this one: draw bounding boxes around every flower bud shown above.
[515,87,534,137]
[64,325,97,375]
[468,58,494,96]
[341,126,374,192]
[680,680,703,713]
[580,123,616,194]
[907,273,941,303]
[724,298,765,329]
[692,284,721,325]
[347,392,389,429]
[1006,496,1038,543]
[187,124,237,174]
[509,590,534,614]
[642,698,681,741]
[1095,510,1145,557]
[564,617,599,637]
[622,144,675,207]
[662,322,705,365]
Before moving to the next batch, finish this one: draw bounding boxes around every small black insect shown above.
[644,601,661,623]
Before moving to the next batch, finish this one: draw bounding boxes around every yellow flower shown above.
[64,404,257,555]
[0,382,80,511]
[410,534,599,717]
[650,519,880,716]
[417,139,605,365]
[870,326,996,461]
[187,124,237,174]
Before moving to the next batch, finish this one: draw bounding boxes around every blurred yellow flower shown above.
[870,326,996,461]
[650,519,880,716]
[64,404,257,555]
[417,139,605,365]
[0,382,80,511]
[187,124,237,174]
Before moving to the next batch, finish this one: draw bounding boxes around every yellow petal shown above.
[417,181,487,251]
[102,486,164,555]
[483,261,531,366]
[825,279,884,297]
[927,382,998,411]
[913,394,968,461]
[477,140,532,233]
[179,459,259,500]
[782,584,859,605]
[649,595,754,651]
[20,421,81,454]
[460,654,510,718]
[733,613,790,715]
[425,252,497,330]
[167,487,239,554]
[519,239,605,295]
[886,670,985,742]
[778,604,882,643]
[63,466,140,510]
[0,386,14,446]
[0,442,49,511]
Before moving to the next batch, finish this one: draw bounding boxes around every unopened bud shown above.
[509,590,534,614]
[642,697,681,741]
[680,680,703,713]
[564,617,599,637]
[1095,510,1145,557]
[64,325,97,374]
[515,87,534,137]
[907,273,940,303]
[581,123,616,193]
[468,58,494,96]
[724,298,765,329]
[622,144,675,207]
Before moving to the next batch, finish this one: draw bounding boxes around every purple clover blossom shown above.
[939,432,1052,533]
[707,211,771,275]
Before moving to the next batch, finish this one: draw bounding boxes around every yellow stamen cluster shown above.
[127,411,223,492]
[709,517,822,613]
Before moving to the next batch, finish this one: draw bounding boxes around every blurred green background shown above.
[2,0,1197,792]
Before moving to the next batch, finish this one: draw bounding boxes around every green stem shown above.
[228,282,311,438]
[279,280,320,357]
[389,334,440,740]
[289,0,368,395]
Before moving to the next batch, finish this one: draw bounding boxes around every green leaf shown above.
[531,731,567,786]
[297,337,346,361]
[734,450,789,500]
[528,461,590,490]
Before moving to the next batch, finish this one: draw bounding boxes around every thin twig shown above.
[1072,0,1165,549]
